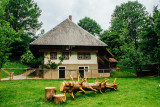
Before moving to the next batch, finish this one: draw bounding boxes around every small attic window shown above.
[50,52,57,60]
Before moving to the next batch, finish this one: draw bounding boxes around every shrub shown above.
[20,50,35,65]
[20,50,43,68]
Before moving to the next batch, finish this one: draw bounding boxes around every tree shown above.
[1,0,42,57]
[0,1,21,68]
[100,22,128,59]
[78,17,102,36]
[0,20,20,68]
[110,1,148,49]
[139,6,160,62]
[119,43,151,67]
[100,30,124,59]
[4,0,42,36]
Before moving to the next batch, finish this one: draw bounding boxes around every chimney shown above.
[69,15,72,21]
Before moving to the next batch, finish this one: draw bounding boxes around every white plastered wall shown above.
[44,52,97,64]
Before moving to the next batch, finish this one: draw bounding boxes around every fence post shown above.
[51,70,52,80]
[103,69,104,78]
[91,70,92,78]
[0,68,1,81]
[26,69,27,79]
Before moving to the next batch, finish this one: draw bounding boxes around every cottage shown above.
[30,16,117,79]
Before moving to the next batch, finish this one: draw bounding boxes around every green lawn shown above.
[110,64,137,78]
[0,77,160,107]
[2,60,30,75]
[0,70,9,78]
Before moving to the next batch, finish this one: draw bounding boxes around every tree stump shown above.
[45,87,57,101]
[53,94,66,104]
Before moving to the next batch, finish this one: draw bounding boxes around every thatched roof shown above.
[30,19,107,46]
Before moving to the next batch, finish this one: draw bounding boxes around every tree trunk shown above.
[60,76,120,99]
[45,87,57,101]
[53,94,66,104]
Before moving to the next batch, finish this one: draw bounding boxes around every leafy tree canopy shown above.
[0,20,21,68]
[4,0,42,36]
[110,1,148,48]
[78,17,102,36]
[119,43,151,67]
[139,6,160,62]
[0,0,42,58]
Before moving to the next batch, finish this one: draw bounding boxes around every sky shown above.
[34,0,160,33]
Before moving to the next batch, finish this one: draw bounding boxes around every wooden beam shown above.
[39,49,98,53]
[97,56,104,64]
[103,55,109,62]
[106,48,114,57]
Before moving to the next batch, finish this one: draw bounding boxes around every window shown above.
[62,52,69,60]
[78,53,91,60]
[85,53,91,59]
[78,53,84,59]
[50,52,57,60]
[85,67,89,72]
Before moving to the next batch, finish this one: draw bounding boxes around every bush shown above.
[20,50,43,68]
[20,50,34,65]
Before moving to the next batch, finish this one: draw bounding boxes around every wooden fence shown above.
[0,68,111,80]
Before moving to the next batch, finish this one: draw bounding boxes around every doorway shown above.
[79,66,89,78]
[59,67,65,78]
[79,67,84,78]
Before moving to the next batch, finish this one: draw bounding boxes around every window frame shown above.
[62,52,69,60]
[77,53,91,60]
[50,52,57,60]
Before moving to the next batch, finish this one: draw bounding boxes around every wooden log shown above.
[60,78,119,99]
[105,78,120,90]
[45,87,57,101]
[53,94,66,104]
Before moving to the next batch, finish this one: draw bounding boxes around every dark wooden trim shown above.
[62,52,69,60]
[50,52,57,60]
[77,53,91,60]
[39,49,98,53]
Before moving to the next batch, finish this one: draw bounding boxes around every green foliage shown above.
[3,60,30,75]
[0,0,42,58]
[4,0,42,36]
[20,50,35,64]
[100,30,124,59]
[110,70,136,78]
[110,1,148,48]
[0,19,21,68]
[139,6,160,62]
[43,56,64,69]
[20,50,43,68]
[119,43,151,67]
[0,78,160,106]
[78,17,102,35]
[0,70,9,78]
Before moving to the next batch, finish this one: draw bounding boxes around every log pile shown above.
[60,75,120,99]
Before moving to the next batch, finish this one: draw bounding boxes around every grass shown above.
[110,70,136,77]
[0,77,160,107]
[2,60,30,75]
[110,64,137,78]
[0,70,9,78]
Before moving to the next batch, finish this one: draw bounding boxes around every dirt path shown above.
[1,72,33,81]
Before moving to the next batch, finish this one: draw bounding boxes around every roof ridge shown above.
[67,19,107,46]
[30,18,107,46]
